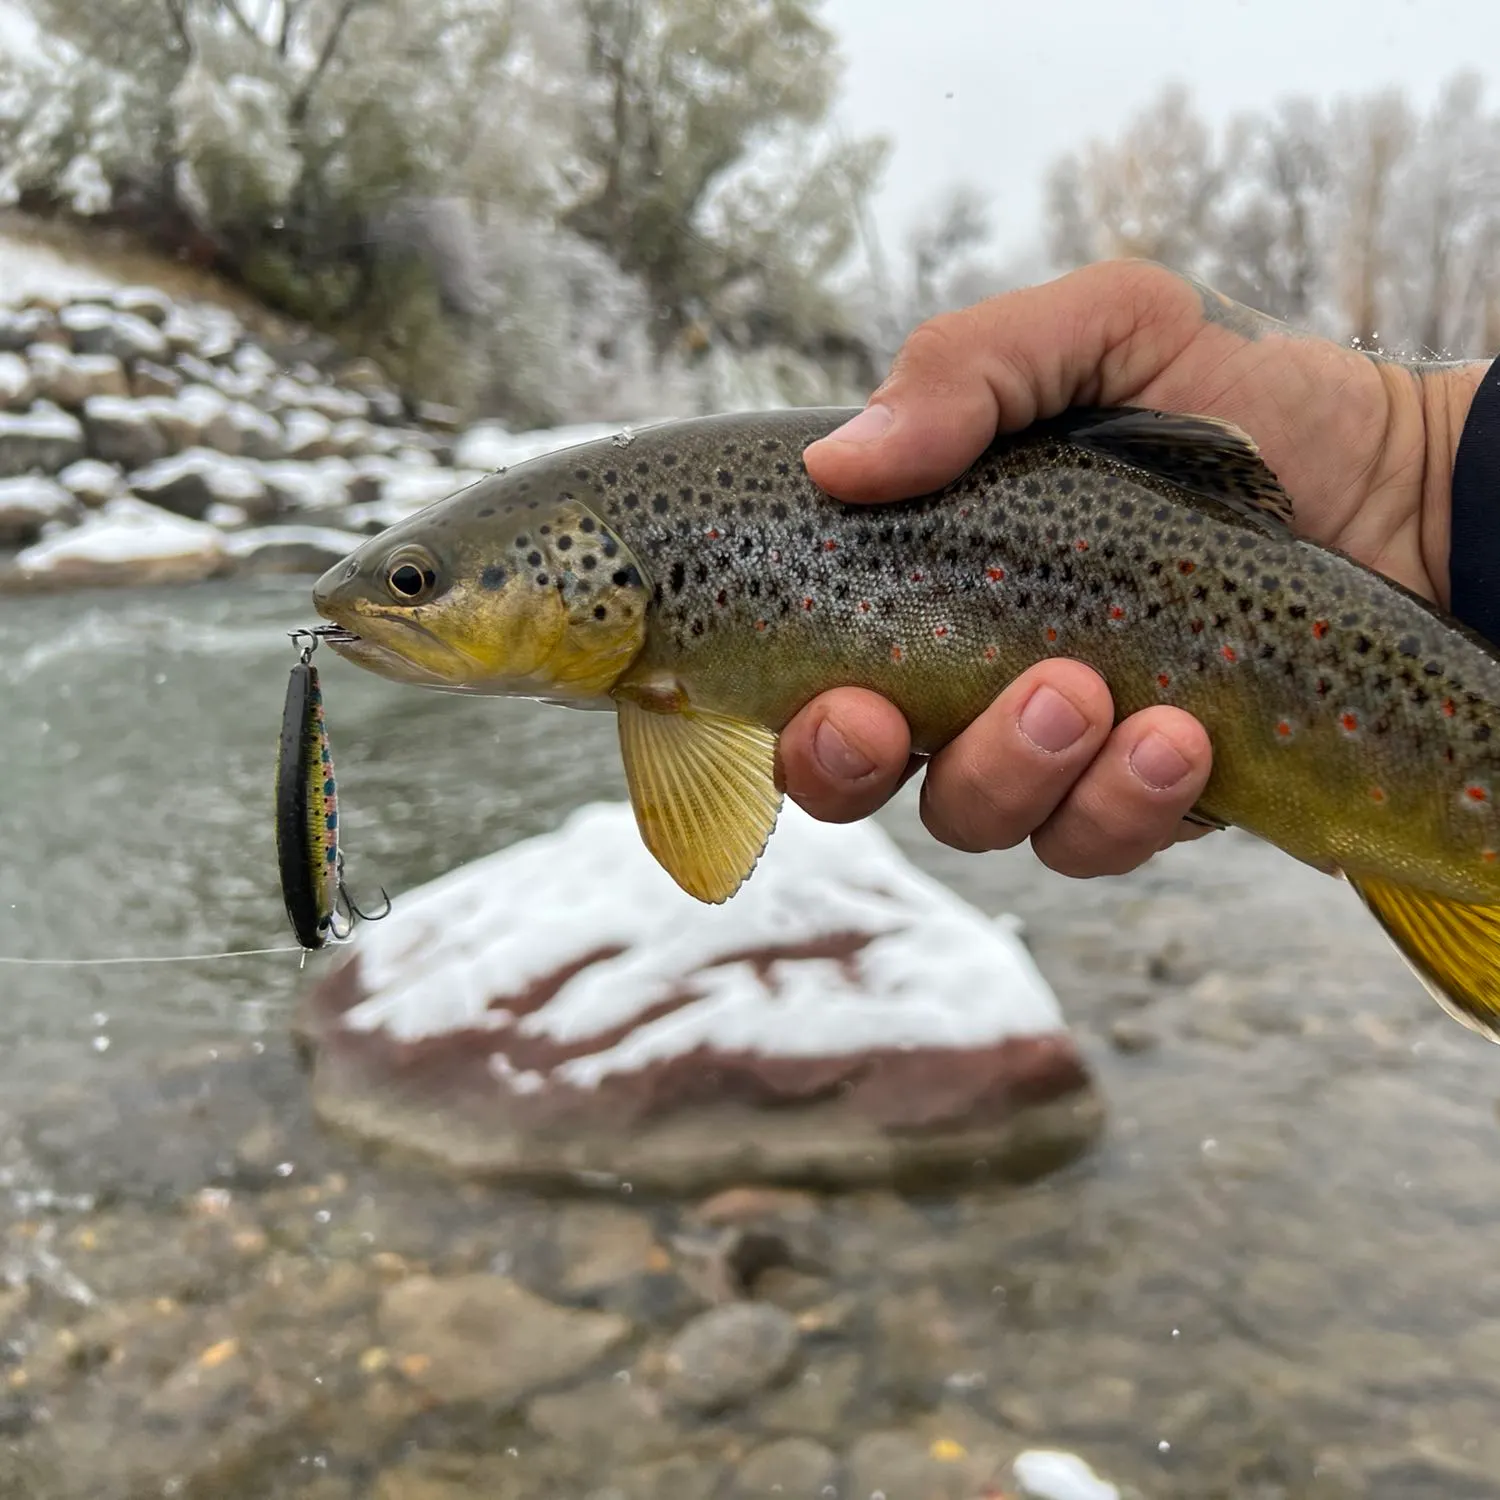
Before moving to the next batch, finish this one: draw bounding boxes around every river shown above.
[3,579,1500,1499]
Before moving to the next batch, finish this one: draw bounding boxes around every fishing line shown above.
[0,944,309,967]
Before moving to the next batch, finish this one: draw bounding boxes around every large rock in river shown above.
[297,801,1102,1194]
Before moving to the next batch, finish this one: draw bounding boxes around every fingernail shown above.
[1017,685,1089,753]
[1130,732,1192,790]
[823,403,893,446]
[813,719,876,781]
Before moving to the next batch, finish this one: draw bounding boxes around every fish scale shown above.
[312,404,1500,1045]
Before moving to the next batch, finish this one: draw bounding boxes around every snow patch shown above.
[15,495,223,568]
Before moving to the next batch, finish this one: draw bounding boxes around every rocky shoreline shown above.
[0,285,615,593]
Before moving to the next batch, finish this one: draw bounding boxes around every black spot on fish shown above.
[557,534,573,550]
[652,495,669,515]
[669,560,686,594]
[477,507,495,518]
[635,461,649,476]
[603,470,618,486]
[540,524,551,536]
[581,554,597,571]
[612,566,642,588]
[536,573,548,586]
[1477,724,1493,743]
[602,536,619,558]
[516,534,530,547]
[717,469,734,488]
[574,467,590,481]
[480,565,507,590]
[1424,661,1443,677]
[623,493,640,510]
[593,605,607,620]
[527,550,542,566]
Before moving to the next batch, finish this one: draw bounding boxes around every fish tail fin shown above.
[1350,874,1500,1042]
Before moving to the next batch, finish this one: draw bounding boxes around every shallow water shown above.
[4,580,1500,1498]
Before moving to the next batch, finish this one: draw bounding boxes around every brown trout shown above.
[312,405,1500,1042]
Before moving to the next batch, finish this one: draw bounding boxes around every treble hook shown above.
[328,851,392,941]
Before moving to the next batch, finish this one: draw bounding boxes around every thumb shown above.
[804,260,1199,504]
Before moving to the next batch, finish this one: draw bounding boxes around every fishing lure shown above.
[276,629,390,950]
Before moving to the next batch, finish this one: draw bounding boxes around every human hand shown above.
[781,258,1487,875]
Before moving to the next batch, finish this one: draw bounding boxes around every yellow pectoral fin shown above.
[1351,874,1500,1043]
[616,694,782,904]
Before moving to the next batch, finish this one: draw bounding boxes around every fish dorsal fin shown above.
[615,684,782,904]
[1061,407,1296,535]
[1350,874,1500,1044]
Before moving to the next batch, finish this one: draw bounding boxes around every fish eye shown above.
[384,549,439,603]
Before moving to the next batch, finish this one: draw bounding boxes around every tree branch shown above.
[289,0,362,124]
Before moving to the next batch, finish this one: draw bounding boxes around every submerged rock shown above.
[298,801,1101,1194]
[221,523,368,575]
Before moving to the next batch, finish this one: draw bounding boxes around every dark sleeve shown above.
[1448,357,1500,645]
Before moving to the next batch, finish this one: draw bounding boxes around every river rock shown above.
[60,303,169,363]
[131,359,182,398]
[226,401,284,460]
[297,802,1101,1194]
[83,395,168,469]
[4,497,225,591]
[259,458,353,515]
[1012,1450,1123,1500]
[110,286,174,325]
[283,409,340,460]
[28,344,130,406]
[0,352,34,409]
[663,1302,799,1412]
[0,476,77,544]
[0,403,85,476]
[376,1274,631,1407]
[734,1438,839,1498]
[0,306,56,353]
[58,459,125,508]
[221,523,366,575]
[128,448,271,521]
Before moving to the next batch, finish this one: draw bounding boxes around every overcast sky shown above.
[820,0,1500,260]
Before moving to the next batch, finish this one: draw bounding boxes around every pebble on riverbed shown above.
[297,799,1104,1195]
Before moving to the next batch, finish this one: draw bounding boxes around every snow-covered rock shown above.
[1013,1451,1122,1500]
[57,459,124,508]
[4,496,225,591]
[221,522,367,575]
[283,408,339,460]
[27,344,130,407]
[298,801,1101,1193]
[82,394,168,469]
[454,420,628,473]
[59,303,169,364]
[128,448,272,521]
[110,286,174,326]
[0,352,34,409]
[130,360,182,398]
[0,403,85,476]
[260,458,354,515]
[0,475,78,544]
[0,306,56,354]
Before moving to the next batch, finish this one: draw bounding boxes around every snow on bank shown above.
[11,496,223,586]
[0,228,121,302]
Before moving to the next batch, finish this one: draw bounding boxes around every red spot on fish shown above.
[1220,644,1237,663]
[1312,619,1330,639]
[1443,698,1456,717]
[1178,559,1195,575]
[1190,619,1204,634]
[1275,720,1292,738]
[858,599,871,613]
[1157,672,1171,689]
[934,625,949,638]
[1045,627,1058,643]
[986,567,1006,582]
[802,597,814,611]
[890,644,903,662]
[1074,539,1089,552]
[823,539,838,551]
[1340,712,1359,733]
[984,645,998,661]
[910,570,924,583]
[1467,784,1488,803]
[1110,605,1126,621]
[1370,786,1387,804]
[1484,848,1497,864]
[706,527,721,540]
[959,506,972,518]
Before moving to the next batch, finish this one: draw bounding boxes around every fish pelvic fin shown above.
[1061,407,1297,534]
[1350,873,1500,1043]
[615,688,782,904]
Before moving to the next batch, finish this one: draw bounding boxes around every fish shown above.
[275,630,390,949]
[311,404,1500,1043]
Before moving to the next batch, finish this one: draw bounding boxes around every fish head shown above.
[312,472,652,700]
